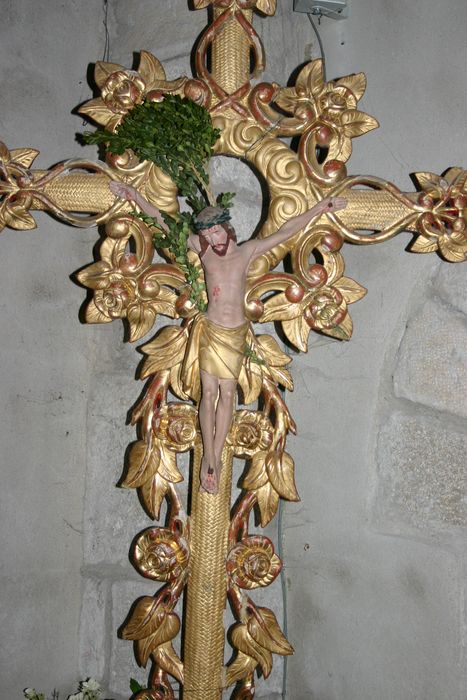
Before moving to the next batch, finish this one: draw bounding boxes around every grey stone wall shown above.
[1,2,466,700]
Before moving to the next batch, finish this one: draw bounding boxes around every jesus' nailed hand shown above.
[109,180,347,494]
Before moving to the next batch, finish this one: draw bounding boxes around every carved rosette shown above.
[227,535,281,589]
[132,526,190,582]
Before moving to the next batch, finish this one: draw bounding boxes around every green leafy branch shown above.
[83,95,219,207]
[138,210,207,312]
[245,346,266,365]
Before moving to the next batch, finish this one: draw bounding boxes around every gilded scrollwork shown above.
[76,215,185,340]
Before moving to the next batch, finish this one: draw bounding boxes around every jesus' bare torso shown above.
[109,181,346,494]
[190,234,254,328]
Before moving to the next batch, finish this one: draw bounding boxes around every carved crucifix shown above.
[1,2,465,699]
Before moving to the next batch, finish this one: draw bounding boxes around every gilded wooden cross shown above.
[1,2,465,699]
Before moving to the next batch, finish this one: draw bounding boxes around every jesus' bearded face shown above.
[200,224,235,257]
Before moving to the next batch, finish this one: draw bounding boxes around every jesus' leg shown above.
[199,369,220,494]
[213,378,237,474]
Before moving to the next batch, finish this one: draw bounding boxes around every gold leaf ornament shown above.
[136,613,180,667]
[247,606,293,655]
[9,147,40,168]
[256,334,291,367]
[122,593,181,667]
[3,196,36,230]
[123,440,161,489]
[122,594,175,640]
[282,315,313,352]
[153,641,184,683]
[140,472,171,520]
[261,291,302,323]
[141,326,189,378]
[230,624,273,678]
[127,303,156,342]
[333,276,367,304]
[225,652,257,688]
[255,481,279,526]
[340,110,379,138]
[266,450,300,502]
[94,61,128,90]
[242,450,269,490]
[137,50,166,88]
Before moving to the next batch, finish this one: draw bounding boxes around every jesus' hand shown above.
[109,181,138,202]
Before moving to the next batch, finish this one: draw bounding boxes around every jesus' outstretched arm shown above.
[109,181,168,232]
[247,196,346,259]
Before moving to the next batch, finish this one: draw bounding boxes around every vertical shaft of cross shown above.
[212,7,253,93]
[183,444,233,699]
[182,8,254,698]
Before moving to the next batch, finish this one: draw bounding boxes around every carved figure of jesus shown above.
[109,181,346,494]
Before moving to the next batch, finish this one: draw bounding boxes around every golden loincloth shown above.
[182,315,249,398]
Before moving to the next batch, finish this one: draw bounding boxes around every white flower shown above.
[24,690,44,700]
[82,678,101,692]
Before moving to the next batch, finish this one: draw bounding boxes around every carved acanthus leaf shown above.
[153,641,184,683]
[266,451,299,502]
[136,614,180,668]
[140,472,171,520]
[333,276,367,304]
[225,651,257,688]
[141,326,189,378]
[230,624,273,678]
[247,607,293,655]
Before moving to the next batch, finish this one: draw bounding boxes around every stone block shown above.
[112,0,206,65]
[84,370,191,566]
[0,571,82,700]
[284,539,462,700]
[435,260,467,315]
[374,412,467,536]
[393,299,467,418]
[79,578,109,682]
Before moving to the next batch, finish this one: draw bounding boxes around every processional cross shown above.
[1,2,466,699]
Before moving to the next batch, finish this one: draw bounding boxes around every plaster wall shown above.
[0,2,466,700]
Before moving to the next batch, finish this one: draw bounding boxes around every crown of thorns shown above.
[193,206,231,231]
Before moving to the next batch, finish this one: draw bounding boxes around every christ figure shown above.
[109,181,346,494]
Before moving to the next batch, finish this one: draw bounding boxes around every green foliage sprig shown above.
[83,95,220,208]
[138,210,207,312]
[245,346,266,365]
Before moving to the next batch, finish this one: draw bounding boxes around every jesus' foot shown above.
[200,456,220,495]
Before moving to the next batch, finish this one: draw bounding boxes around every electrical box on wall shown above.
[293,0,348,19]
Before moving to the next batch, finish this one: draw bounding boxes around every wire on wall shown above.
[307,12,327,81]
[102,0,110,62]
